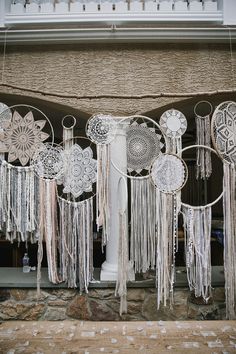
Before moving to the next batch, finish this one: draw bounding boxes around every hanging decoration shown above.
[0,159,40,243]
[37,178,61,293]
[150,153,187,308]
[126,122,162,173]
[62,115,76,151]
[130,177,157,273]
[194,101,213,179]
[115,176,129,315]
[159,109,187,154]
[86,114,116,246]
[58,196,94,292]
[0,110,49,166]
[211,101,236,319]
[182,205,212,302]
[62,144,97,198]
[32,143,64,180]
[0,103,12,155]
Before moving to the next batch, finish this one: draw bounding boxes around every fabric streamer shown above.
[182,205,212,302]
[0,160,40,243]
[97,144,110,247]
[195,105,212,179]
[37,178,61,294]
[130,177,157,273]
[223,162,236,319]
[115,176,129,315]
[58,196,94,292]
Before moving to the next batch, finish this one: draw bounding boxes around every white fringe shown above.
[195,115,212,179]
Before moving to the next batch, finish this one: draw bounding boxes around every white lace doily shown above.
[151,154,186,193]
[63,144,97,197]
[86,114,116,145]
[211,101,236,165]
[127,122,162,173]
[32,143,64,180]
[0,102,12,130]
[0,111,49,166]
[160,109,187,138]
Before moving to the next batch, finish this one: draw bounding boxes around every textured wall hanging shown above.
[58,196,94,292]
[86,114,116,246]
[194,101,213,179]
[211,101,236,319]
[0,102,12,155]
[150,153,187,308]
[159,109,187,154]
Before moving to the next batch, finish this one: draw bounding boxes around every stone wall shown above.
[0,43,235,117]
[0,287,226,321]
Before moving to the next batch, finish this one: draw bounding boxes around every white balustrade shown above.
[174,0,187,12]
[11,1,25,14]
[26,1,40,13]
[129,0,143,12]
[40,1,54,13]
[55,0,69,13]
[144,0,158,12]
[159,0,173,12]
[70,1,83,12]
[204,0,217,12]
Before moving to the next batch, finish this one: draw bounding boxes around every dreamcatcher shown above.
[0,105,53,245]
[86,114,116,246]
[211,101,236,319]
[112,115,163,274]
[0,102,12,158]
[159,109,187,155]
[57,136,96,291]
[194,101,213,179]
[150,153,188,308]
[181,145,223,304]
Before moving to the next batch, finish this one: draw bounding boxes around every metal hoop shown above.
[194,100,213,118]
[180,144,223,209]
[61,115,76,129]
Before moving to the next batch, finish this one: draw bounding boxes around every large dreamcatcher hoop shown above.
[180,145,223,304]
[211,101,236,320]
[0,104,54,166]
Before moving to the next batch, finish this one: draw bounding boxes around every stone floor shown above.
[0,320,236,354]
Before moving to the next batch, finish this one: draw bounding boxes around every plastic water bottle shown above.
[22,253,30,273]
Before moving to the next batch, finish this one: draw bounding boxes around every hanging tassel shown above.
[97,144,110,247]
[182,205,212,302]
[156,191,177,309]
[130,177,156,273]
[223,162,236,319]
[37,178,61,289]
[195,106,212,179]
[115,176,128,315]
[58,196,94,292]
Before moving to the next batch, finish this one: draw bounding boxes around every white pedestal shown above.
[40,3,54,13]
[85,2,98,12]
[70,2,83,12]
[174,1,188,12]
[115,1,128,13]
[144,1,158,12]
[55,2,69,13]
[204,1,217,12]
[129,1,143,12]
[101,2,114,13]
[10,3,25,14]
[159,1,173,12]
[25,3,40,13]
[100,119,134,282]
[189,1,202,12]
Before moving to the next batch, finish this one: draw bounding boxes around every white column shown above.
[222,0,236,25]
[100,119,134,281]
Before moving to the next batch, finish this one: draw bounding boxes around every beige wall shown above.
[0,43,235,116]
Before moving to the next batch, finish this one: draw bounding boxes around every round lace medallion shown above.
[211,101,236,165]
[127,123,162,173]
[63,144,97,198]
[160,109,187,138]
[32,143,64,180]
[151,154,186,193]
[86,114,116,145]
[1,110,49,166]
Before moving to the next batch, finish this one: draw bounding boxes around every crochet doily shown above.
[32,143,64,180]
[86,114,116,145]
[127,122,162,173]
[0,102,12,130]
[151,154,186,193]
[211,101,236,165]
[63,144,97,197]
[0,111,49,166]
[160,109,187,138]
